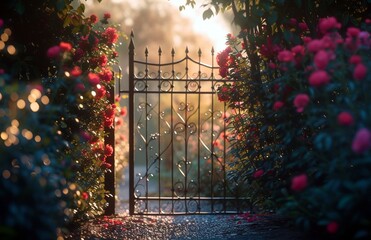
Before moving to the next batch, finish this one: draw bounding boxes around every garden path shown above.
[66,213,316,239]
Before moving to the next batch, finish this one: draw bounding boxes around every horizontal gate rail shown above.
[121,31,249,215]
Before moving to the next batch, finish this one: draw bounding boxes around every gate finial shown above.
[129,30,135,51]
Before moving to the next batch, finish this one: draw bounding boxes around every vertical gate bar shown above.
[197,48,202,213]
[144,47,149,213]
[158,47,162,214]
[223,101,227,212]
[128,31,135,215]
[104,79,115,215]
[171,48,175,213]
[184,47,189,213]
[210,47,215,213]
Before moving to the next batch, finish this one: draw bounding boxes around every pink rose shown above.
[291,174,308,191]
[314,50,330,69]
[318,17,341,34]
[277,50,294,62]
[308,70,330,87]
[293,94,310,113]
[352,128,371,154]
[353,63,367,81]
[347,27,361,38]
[47,46,61,58]
[307,39,323,53]
[349,55,362,65]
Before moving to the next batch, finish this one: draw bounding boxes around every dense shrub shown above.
[1,1,121,238]
[218,17,371,239]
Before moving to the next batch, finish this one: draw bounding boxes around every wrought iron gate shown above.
[119,32,249,215]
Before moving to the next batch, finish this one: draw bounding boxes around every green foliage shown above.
[0,81,73,239]
[201,0,371,238]
[217,14,371,239]
[1,0,123,238]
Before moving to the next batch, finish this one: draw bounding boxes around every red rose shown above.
[291,174,308,191]
[88,73,100,85]
[59,42,72,52]
[337,112,354,126]
[70,66,82,77]
[326,222,339,234]
[104,144,114,156]
[253,169,264,178]
[273,101,284,111]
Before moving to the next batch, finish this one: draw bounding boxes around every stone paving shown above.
[65,213,316,240]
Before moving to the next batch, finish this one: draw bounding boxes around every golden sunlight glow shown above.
[22,129,33,140]
[170,1,231,52]
[28,94,36,103]
[7,45,16,55]
[34,135,41,142]
[30,102,40,112]
[17,99,26,109]
[4,28,12,36]
[11,119,19,127]
[41,96,50,105]
[2,170,11,179]
[31,89,42,99]
[69,184,77,191]
[42,154,51,166]
[1,132,8,140]
[8,126,19,135]
[1,33,8,42]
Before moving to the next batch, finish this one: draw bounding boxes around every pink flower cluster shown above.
[272,17,369,114]
[47,42,72,58]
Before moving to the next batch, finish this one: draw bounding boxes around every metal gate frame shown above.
[118,32,249,215]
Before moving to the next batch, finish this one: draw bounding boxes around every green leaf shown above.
[267,11,278,25]
[15,1,25,15]
[338,195,353,210]
[77,3,85,14]
[203,8,214,20]
[56,0,66,11]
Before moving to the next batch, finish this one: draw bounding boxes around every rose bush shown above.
[218,17,371,239]
[1,1,123,238]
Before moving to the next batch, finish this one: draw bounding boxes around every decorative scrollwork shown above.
[160,80,172,92]
[134,80,147,91]
[187,199,199,213]
[187,80,200,92]
[173,180,185,197]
